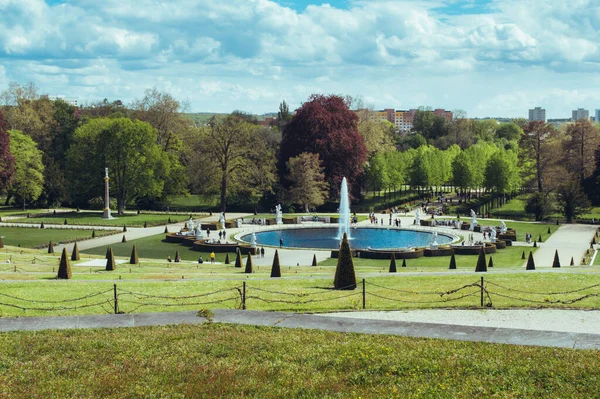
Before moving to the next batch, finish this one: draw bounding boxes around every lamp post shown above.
[102,167,112,219]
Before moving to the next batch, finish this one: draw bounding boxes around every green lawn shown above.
[9,211,192,227]
[1,323,599,398]
[0,226,108,248]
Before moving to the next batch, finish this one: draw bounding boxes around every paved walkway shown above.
[526,224,597,267]
[1,309,598,350]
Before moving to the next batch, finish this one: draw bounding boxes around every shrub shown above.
[234,249,242,268]
[475,248,487,272]
[333,233,356,290]
[57,248,72,279]
[271,250,281,278]
[130,245,139,265]
[552,250,560,268]
[71,242,80,261]
[312,254,317,266]
[526,251,535,270]
[245,254,253,274]
[488,257,494,268]
[48,241,54,254]
[389,253,397,273]
[106,247,116,271]
[449,253,456,270]
[225,253,230,265]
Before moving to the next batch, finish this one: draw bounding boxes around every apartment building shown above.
[528,107,546,122]
[572,108,590,121]
[365,108,453,132]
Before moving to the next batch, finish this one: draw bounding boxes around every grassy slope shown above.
[9,212,192,227]
[0,227,102,248]
[0,323,598,398]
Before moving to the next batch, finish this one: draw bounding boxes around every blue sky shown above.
[0,0,598,118]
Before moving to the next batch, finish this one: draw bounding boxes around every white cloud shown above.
[0,0,598,117]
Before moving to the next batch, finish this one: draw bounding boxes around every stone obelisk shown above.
[102,167,112,219]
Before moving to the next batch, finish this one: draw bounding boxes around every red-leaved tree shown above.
[0,111,15,190]
[279,94,367,199]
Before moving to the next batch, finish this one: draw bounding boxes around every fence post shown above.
[362,278,366,310]
[480,276,484,307]
[113,283,118,314]
[242,281,246,310]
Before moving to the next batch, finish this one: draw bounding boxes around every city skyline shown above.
[0,0,598,118]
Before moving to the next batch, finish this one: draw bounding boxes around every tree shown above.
[0,111,15,191]
[563,120,600,182]
[524,192,553,221]
[67,118,178,214]
[354,107,395,158]
[285,152,329,212]
[280,94,367,199]
[556,179,590,223]
[484,150,521,194]
[57,248,72,279]
[5,130,44,208]
[198,113,275,211]
[130,88,190,152]
[496,123,523,141]
[277,100,292,125]
[520,121,560,193]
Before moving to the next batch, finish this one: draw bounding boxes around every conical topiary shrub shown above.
[402,258,407,268]
[552,249,560,268]
[121,235,127,243]
[71,242,80,261]
[533,241,537,248]
[123,225,127,232]
[270,250,281,278]
[570,257,575,266]
[488,256,494,268]
[130,245,139,264]
[475,247,487,272]
[333,232,356,290]
[92,230,96,238]
[389,253,397,273]
[175,250,180,261]
[526,251,535,270]
[168,217,172,223]
[106,247,116,271]
[143,221,148,228]
[245,253,253,274]
[0,236,4,249]
[225,253,230,264]
[449,252,457,270]
[538,234,542,242]
[57,248,72,279]
[40,222,45,229]
[234,249,242,268]
[164,226,169,234]
[105,247,111,259]
[547,227,551,234]
[64,219,68,225]
[312,254,318,266]
[521,250,525,260]
[48,241,54,254]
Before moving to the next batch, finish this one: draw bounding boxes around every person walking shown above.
[279,237,283,248]
[260,247,265,258]
[210,251,215,263]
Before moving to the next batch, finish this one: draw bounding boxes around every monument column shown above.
[102,167,112,219]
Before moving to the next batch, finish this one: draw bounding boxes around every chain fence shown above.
[2,277,600,316]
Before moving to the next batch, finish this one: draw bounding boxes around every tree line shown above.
[0,82,599,222]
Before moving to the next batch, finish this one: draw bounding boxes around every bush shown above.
[270,250,281,278]
[57,248,72,279]
[333,233,356,290]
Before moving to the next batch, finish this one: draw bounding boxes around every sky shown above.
[0,0,599,118]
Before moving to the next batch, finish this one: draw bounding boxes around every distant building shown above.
[528,107,546,122]
[364,108,452,133]
[547,118,571,128]
[572,108,589,121]
[594,109,600,122]
[48,95,78,107]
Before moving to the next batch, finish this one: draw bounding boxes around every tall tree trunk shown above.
[220,167,228,212]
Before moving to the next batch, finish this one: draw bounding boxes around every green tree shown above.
[496,123,523,141]
[563,120,600,182]
[484,150,521,194]
[201,113,276,211]
[67,118,177,214]
[524,192,553,221]
[285,152,329,212]
[5,130,44,208]
[0,111,15,191]
[556,179,590,223]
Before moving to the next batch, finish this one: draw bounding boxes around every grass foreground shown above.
[0,323,598,398]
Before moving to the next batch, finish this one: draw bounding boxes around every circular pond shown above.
[240,228,454,250]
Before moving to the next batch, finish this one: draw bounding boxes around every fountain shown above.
[337,177,351,240]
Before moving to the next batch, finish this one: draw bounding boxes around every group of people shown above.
[167,254,181,263]
[525,232,533,243]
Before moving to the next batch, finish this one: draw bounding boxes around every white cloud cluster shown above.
[0,0,598,117]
